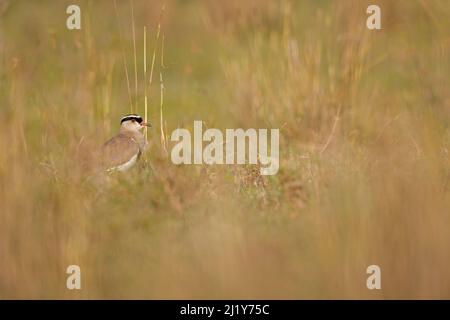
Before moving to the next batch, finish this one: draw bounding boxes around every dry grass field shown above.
[0,0,449,299]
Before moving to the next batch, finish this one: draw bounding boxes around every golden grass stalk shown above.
[148,19,160,96]
[147,5,166,151]
[159,33,166,152]
[144,26,148,141]
[113,0,133,113]
[131,0,138,112]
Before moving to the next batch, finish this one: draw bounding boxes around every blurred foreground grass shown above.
[0,0,449,298]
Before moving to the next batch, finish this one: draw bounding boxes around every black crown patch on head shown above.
[121,114,143,124]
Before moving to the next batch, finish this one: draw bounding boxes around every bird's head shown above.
[120,114,151,132]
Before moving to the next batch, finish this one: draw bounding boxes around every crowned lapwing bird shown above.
[101,114,150,172]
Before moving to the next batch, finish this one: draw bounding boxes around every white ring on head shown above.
[121,114,143,124]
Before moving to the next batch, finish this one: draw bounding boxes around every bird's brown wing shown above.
[101,133,140,169]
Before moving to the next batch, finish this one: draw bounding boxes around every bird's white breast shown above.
[107,153,139,172]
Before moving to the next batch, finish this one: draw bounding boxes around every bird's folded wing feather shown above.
[101,134,140,169]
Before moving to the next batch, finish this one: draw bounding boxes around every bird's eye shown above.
[131,119,135,123]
